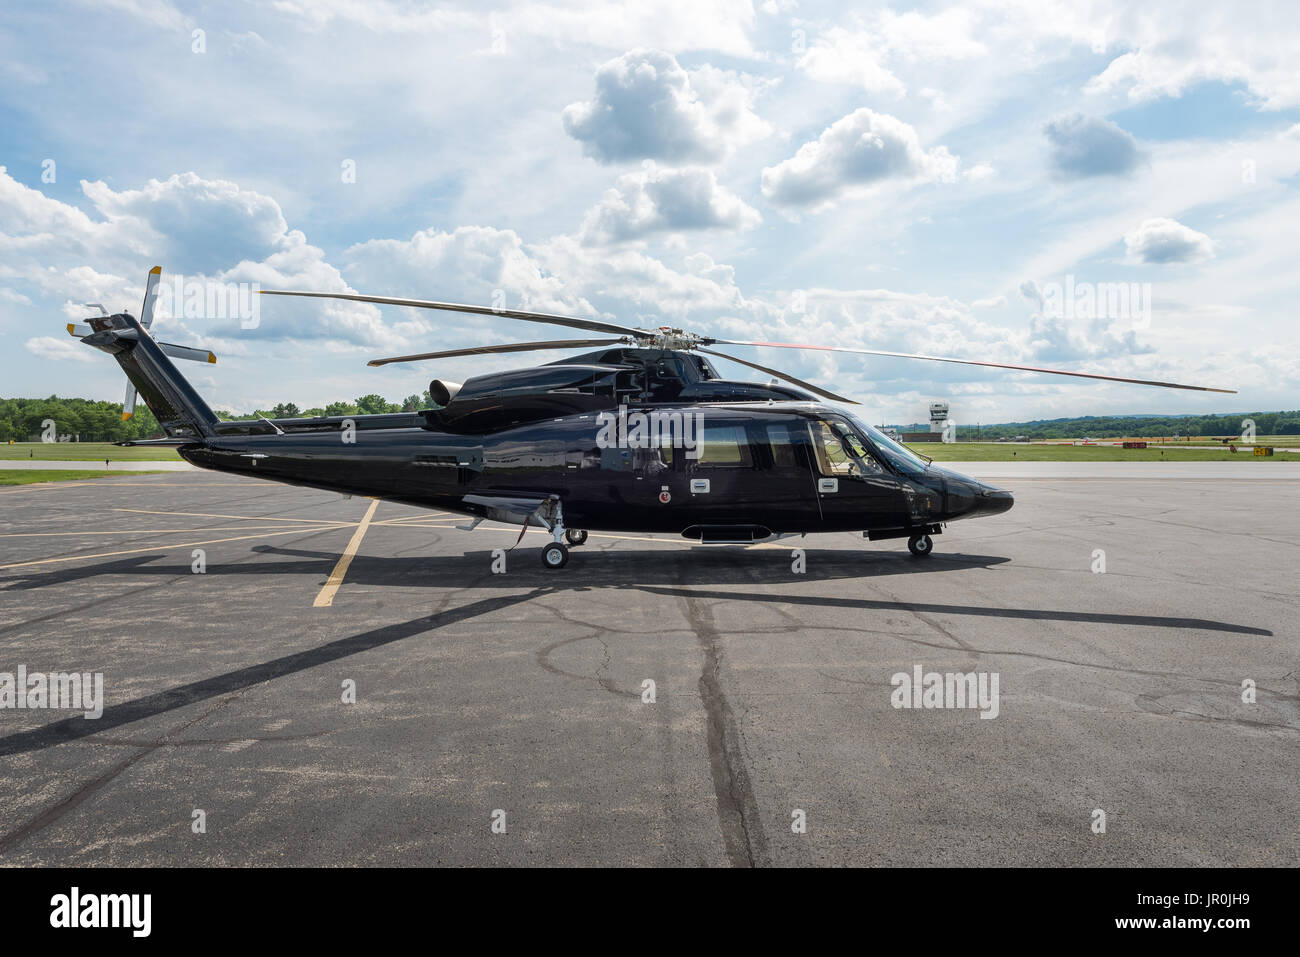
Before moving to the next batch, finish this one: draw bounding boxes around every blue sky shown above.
[1,0,1296,425]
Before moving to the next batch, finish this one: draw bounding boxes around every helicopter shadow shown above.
[0,541,1011,592]
[0,586,548,759]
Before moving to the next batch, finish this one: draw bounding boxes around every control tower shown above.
[929,401,950,434]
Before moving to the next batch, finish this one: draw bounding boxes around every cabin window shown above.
[694,424,753,468]
[763,422,803,469]
[658,430,675,466]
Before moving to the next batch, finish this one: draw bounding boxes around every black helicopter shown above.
[69,268,1234,569]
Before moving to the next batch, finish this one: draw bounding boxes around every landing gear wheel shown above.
[907,534,933,558]
[542,542,570,569]
[564,528,588,546]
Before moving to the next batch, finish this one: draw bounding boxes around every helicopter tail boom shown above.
[78,312,220,441]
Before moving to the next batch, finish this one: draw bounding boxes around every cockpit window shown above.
[838,412,931,476]
[809,420,884,477]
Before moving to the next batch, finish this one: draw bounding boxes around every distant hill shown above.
[882,411,1300,440]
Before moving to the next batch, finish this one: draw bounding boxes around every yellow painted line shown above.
[314,500,380,608]
[0,525,339,538]
[0,483,262,493]
[372,517,450,524]
[375,522,687,546]
[371,515,450,526]
[590,532,687,546]
[0,526,343,571]
[113,507,354,526]
[373,523,464,529]
[0,481,170,494]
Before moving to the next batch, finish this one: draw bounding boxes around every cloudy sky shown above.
[1,0,1296,424]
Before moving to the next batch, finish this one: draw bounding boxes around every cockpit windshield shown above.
[837,411,932,476]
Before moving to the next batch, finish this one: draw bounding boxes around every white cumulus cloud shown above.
[580,165,760,243]
[562,49,770,164]
[1124,217,1215,264]
[761,108,958,207]
[1043,113,1143,178]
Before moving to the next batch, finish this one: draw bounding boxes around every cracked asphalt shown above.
[0,471,1296,866]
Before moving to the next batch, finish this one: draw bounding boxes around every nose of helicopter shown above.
[932,468,1014,519]
[975,486,1014,516]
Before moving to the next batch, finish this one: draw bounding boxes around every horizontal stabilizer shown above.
[68,322,215,363]
[114,437,191,447]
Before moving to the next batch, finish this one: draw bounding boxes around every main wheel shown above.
[564,528,588,546]
[541,542,570,569]
[907,534,933,557]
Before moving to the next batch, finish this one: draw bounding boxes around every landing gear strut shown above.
[907,533,933,557]
[539,496,574,569]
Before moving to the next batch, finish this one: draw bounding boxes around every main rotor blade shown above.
[708,339,1236,394]
[698,348,858,404]
[368,338,629,367]
[139,265,162,329]
[260,290,645,338]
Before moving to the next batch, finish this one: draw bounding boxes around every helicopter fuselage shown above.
[181,400,1013,539]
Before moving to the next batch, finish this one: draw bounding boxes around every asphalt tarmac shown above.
[0,470,1296,866]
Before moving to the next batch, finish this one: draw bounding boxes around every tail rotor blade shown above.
[123,383,137,421]
[139,265,162,330]
[157,340,218,364]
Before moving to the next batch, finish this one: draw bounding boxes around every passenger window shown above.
[694,424,753,468]
[658,433,674,466]
[764,423,801,468]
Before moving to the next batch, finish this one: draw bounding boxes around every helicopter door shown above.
[807,419,907,529]
[742,420,822,530]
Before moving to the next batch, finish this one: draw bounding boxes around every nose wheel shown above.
[538,497,578,569]
[541,542,570,569]
[907,534,933,557]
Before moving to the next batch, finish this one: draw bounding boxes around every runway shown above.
[0,469,1296,866]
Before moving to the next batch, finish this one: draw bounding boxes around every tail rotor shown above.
[64,266,218,422]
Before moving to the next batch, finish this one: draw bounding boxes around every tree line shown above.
[6,395,1297,443]
[220,390,434,422]
[891,411,1300,439]
[0,391,434,442]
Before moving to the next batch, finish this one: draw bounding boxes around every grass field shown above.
[919,442,1298,462]
[0,469,171,486]
[0,442,182,461]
